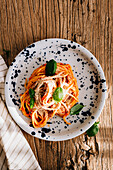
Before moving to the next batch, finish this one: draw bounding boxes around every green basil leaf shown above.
[86,122,100,137]
[53,87,63,102]
[70,104,85,115]
[29,88,35,98]
[45,59,57,76]
[30,98,34,109]
[94,121,100,126]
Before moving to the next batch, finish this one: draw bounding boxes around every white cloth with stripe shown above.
[0,55,41,170]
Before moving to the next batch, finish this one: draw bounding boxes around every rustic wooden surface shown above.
[0,0,113,169]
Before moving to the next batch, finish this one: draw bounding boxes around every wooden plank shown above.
[0,0,113,169]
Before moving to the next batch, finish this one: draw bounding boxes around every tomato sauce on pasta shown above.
[20,63,79,128]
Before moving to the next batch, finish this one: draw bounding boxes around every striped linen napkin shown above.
[0,55,41,170]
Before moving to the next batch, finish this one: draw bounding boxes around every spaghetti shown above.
[20,62,79,128]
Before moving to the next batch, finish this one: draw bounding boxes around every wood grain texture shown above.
[0,0,113,169]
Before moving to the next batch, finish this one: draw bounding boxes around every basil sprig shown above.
[70,103,85,115]
[86,122,100,137]
[45,59,57,76]
[29,88,35,98]
[29,88,35,109]
[30,98,35,109]
[53,87,63,102]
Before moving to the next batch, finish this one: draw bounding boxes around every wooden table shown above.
[0,0,113,169]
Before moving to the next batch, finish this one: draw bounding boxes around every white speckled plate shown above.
[5,39,106,141]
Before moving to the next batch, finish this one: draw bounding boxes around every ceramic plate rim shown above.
[5,38,106,141]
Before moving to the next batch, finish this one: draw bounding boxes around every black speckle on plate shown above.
[91,116,95,119]
[41,132,46,138]
[41,128,51,133]
[31,131,36,135]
